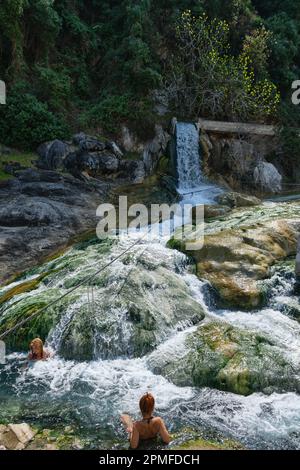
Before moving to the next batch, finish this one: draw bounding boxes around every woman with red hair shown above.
[121,392,171,449]
[28,338,50,361]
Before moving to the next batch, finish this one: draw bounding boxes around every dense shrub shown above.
[278,102,300,171]
[0,86,69,149]
[0,0,299,154]
[164,11,280,122]
[80,94,156,139]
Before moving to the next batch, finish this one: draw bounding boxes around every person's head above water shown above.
[29,338,44,360]
[121,392,171,448]
[139,392,155,417]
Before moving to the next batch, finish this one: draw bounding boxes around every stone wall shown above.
[200,131,282,194]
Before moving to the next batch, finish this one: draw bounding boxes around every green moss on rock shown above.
[0,289,79,351]
[168,217,299,309]
[149,321,298,396]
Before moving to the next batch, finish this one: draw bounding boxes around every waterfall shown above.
[176,122,202,192]
[175,121,223,204]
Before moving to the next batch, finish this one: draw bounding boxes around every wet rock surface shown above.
[0,423,36,450]
[215,192,261,208]
[35,133,144,183]
[0,169,109,283]
[169,202,300,308]
[148,321,299,396]
[201,133,282,194]
[0,239,205,359]
[192,204,231,222]
[0,423,86,450]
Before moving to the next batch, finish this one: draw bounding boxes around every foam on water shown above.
[2,351,300,449]
[1,127,300,448]
[2,234,300,448]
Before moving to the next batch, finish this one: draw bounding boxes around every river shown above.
[0,123,300,450]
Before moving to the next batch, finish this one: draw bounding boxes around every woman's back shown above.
[131,416,170,449]
[135,417,163,440]
[120,393,171,449]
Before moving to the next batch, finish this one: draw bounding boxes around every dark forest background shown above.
[0,0,299,158]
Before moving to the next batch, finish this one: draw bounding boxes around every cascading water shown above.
[176,122,202,191]
[1,162,300,448]
[1,240,300,449]
[175,122,223,204]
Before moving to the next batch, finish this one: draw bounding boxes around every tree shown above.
[164,10,279,122]
[0,0,28,74]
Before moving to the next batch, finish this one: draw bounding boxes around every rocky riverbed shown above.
[1,197,300,449]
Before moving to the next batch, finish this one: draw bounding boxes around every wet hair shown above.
[30,338,44,359]
[139,392,155,416]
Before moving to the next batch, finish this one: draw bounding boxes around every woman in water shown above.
[28,338,50,361]
[121,392,171,449]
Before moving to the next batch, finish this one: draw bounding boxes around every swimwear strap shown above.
[143,416,154,424]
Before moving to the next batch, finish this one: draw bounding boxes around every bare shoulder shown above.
[152,416,165,426]
[153,416,163,422]
[134,420,143,431]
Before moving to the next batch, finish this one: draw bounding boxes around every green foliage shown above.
[80,94,133,134]
[0,0,299,151]
[80,93,156,139]
[0,151,36,180]
[34,65,72,111]
[0,84,69,149]
[278,102,300,173]
[0,0,28,72]
[165,11,279,121]
[267,13,300,93]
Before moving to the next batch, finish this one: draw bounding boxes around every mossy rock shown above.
[157,155,170,174]
[215,192,261,208]
[168,218,299,309]
[173,437,243,451]
[191,204,231,222]
[0,273,49,306]
[59,263,205,360]
[0,234,204,360]
[0,289,80,351]
[148,321,299,396]
[170,427,244,450]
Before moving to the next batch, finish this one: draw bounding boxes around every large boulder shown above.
[0,241,205,360]
[0,169,109,283]
[35,132,145,182]
[72,133,123,158]
[79,152,120,175]
[0,423,36,450]
[201,134,282,194]
[37,140,70,170]
[63,151,120,178]
[203,137,260,189]
[106,141,124,159]
[192,204,231,222]
[143,125,171,174]
[215,192,261,208]
[118,160,146,183]
[72,132,105,152]
[148,321,299,396]
[59,251,205,360]
[168,218,299,309]
[253,161,282,193]
[79,136,106,153]
[0,198,65,226]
